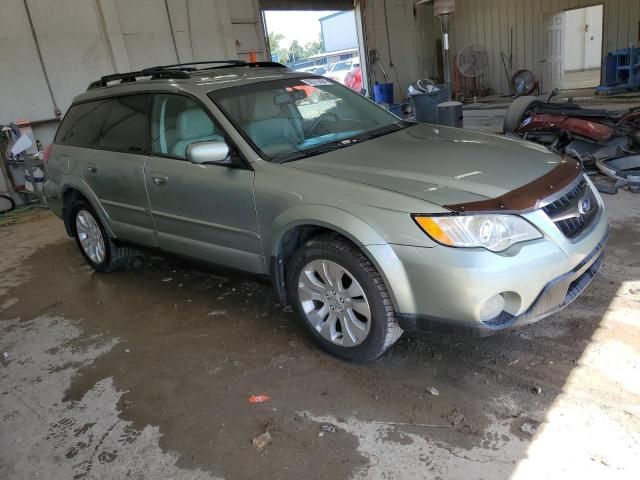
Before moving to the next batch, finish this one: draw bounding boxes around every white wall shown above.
[584,5,603,70]
[565,8,587,71]
[0,0,266,145]
[564,5,603,72]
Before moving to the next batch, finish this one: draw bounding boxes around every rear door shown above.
[144,93,264,273]
[82,94,156,246]
[49,100,110,201]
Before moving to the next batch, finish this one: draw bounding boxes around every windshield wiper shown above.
[353,123,404,141]
[274,141,349,164]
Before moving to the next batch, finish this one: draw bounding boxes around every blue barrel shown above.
[373,83,394,104]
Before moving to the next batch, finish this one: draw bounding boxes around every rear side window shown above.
[99,95,149,153]
[55,101,109,147]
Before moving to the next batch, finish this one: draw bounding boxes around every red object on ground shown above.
[519,114,614,143]
[248,394,270,403]
[249,50,257,63]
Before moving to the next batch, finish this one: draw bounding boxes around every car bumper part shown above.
[396,231,606,336]
[365,180,608,336]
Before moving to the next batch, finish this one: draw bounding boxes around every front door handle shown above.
[86,165,98,173]
[152,175,168,185]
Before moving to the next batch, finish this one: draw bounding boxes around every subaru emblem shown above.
[578,196,591,215]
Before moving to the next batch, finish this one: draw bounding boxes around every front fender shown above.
[268,204,387,256]
[267,204,412,312]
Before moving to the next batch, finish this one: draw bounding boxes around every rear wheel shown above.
[503,96,542,133]
[287,234,402,362]
[0,194,15,214]
[70,200,134,272]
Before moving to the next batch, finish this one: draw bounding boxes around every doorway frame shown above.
[258,2,370,96]
[541,2,605,92]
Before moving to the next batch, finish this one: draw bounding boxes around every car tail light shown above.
[43,144,52,165]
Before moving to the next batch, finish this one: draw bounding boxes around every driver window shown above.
[150,94,223,159]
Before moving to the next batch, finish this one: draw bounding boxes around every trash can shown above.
[410,84,448,123]
[373,83,394,104]
[436,101,463,127]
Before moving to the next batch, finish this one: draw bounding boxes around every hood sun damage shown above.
[287,124,568,207]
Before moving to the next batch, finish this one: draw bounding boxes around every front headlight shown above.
[413,214,542,252]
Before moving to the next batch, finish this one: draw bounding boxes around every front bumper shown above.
[396,232,606,336]
[365,194,608,337]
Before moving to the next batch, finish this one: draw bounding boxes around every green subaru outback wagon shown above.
[45,61,607,362]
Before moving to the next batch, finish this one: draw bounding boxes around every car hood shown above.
[287,124,563,207]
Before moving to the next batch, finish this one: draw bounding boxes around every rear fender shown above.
[61,177,115,239]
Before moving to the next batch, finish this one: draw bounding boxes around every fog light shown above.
[480,294,506,321]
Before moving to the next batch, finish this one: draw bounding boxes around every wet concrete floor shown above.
[1,191,639,479]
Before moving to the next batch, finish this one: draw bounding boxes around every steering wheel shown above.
[307,112,340,136]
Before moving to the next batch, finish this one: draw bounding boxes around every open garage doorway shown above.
[564,5,604,89]
[544,4,604,91]
[261,1,367,95]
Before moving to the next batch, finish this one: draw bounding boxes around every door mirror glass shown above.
[186,141,230,165]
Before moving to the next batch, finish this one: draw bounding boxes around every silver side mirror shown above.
[186,141,230,165]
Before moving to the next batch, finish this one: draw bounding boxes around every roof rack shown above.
[87,60,288,90]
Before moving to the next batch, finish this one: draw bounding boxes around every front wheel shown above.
[287,234,402,362]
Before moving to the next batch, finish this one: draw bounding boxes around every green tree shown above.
[288,39,305,62]
[268,31,284,53]
[305,33,325,56]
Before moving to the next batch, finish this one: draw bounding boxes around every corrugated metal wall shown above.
[0,0,267,140]
[449,0,640,94]
[364,0,640,96]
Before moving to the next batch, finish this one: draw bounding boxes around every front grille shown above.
[542,176,599,239]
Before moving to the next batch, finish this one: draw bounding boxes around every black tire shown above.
[287,233,403,362]
[503,96,542,133]
[0,194,15,214]
[69,200,134,272]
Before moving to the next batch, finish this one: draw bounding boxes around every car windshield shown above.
[331,61,350,72]
[208,77,408,163]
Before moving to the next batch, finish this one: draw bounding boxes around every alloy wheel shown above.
[297,259,371,347]
[75,210,106,264]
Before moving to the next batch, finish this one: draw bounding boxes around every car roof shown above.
[73,63,316,105]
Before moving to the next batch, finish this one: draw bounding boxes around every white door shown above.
[543,12,565,92]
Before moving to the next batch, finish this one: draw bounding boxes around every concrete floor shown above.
[564,69,602,90]
[1,106,640,478]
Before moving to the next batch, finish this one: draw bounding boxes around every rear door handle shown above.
[86,165,98,173]
[152,175,168,185]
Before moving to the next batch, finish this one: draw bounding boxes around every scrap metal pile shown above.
[503,89,640,193]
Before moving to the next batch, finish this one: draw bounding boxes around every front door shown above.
[543,12,565,92]
[82,95,156,246]
[144,93,265,274]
